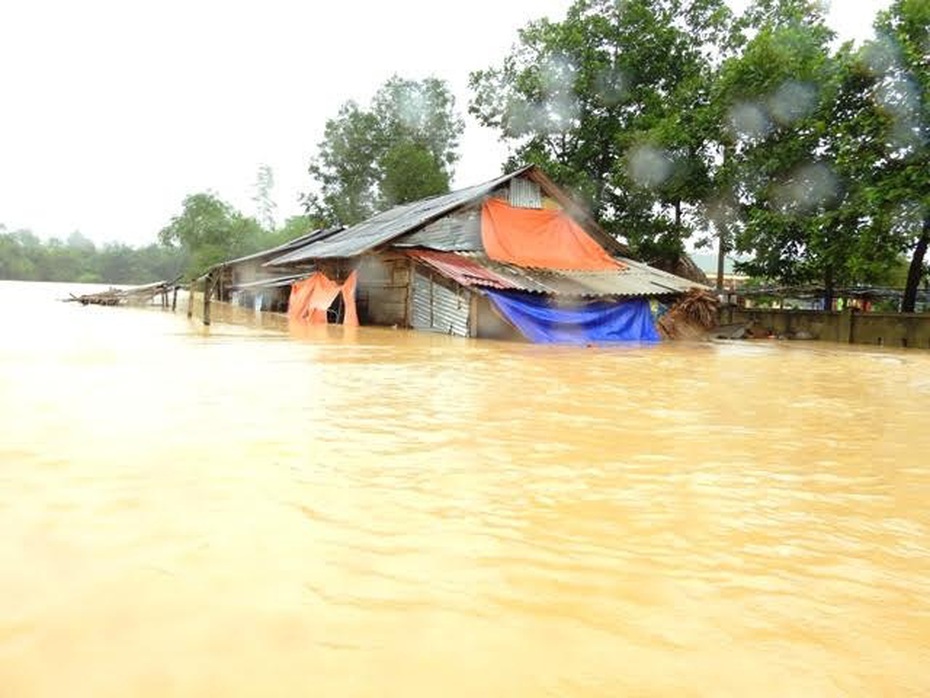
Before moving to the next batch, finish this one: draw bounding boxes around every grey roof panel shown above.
[615,256,706,293]
[266,167,534,265]
[230,273,310,291]
[213,226,343,269]
[391,209,482,251]
[448,253,702,297]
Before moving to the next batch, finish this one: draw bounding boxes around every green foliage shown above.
[0,225,186,284]
[469,0,735,266]
[1,188,316,285]
[266,214,320,249]
[471,0,925,303]
[720,0,927,302]
[717,2,841,284]
[158,192,266,277]
[302,76,464,225]
[869,0,929,310]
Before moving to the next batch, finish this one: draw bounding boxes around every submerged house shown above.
[205,226,343,313]
[212,165,704,343]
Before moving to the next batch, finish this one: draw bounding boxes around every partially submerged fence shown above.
[720,306,930,349]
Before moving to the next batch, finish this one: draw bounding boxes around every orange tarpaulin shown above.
[288,270,358,326]
[480,198,623,271]
[341,270,358,326]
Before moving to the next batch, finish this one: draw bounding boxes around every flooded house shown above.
[210,165,704,343]
[205,227,343,314]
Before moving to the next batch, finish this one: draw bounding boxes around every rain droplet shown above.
[728,102,772,140]
[627,145,673,189]
[772,162,838,212]
[768,81,817,125]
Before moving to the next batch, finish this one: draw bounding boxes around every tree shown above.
[302,76,464,225]
[265,213,321,249]
[714,1,842,291]
[706,0,927,310]
[869,0,929,312]
[813,46,903,306]
[0,226,39,279]
[469,0,735,268]
[158,192,264,277]
[0,224,185,284]
[251,164,277,233]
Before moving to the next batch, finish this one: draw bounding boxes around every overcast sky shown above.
[0,0,892,245]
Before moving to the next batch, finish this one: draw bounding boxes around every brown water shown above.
[1,280,929,697]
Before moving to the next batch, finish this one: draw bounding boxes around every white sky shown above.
[0,0,891,245]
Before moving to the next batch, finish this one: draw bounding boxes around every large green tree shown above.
[869,0,929,312]
[714,1,840,288]
[158,193,265,277]
[302,76,464,225]
[721,0,928,309]
[469,0,735,268]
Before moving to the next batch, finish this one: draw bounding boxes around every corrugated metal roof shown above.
[406,251,702,298]
[615,256,705,293]
[392,209,482,251]
[406,250,515,290]
[267,167,534,265]
[230,273,310,291]
[213,226,343,269]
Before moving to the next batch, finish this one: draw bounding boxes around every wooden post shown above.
[187,281,195,319]
[403,258,415,329]
[172,286,178,312]
[203,273,213,326]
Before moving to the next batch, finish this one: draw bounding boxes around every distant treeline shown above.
[0,210,315,285]
[0,228,187,284]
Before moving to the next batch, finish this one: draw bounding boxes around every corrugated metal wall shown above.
[509,177,542,209]
[411,270,471,337]
[393,209,482,251]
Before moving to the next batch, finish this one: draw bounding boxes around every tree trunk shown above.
[823,265,834,312]
[715,145,730,293]
[716,222,727,292]
[902,216,929,313]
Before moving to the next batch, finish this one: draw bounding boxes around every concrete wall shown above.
[722,307,930,349]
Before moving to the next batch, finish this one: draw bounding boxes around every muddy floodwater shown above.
[1,280,929,697]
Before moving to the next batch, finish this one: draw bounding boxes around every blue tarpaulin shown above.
[486,291,661,345]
